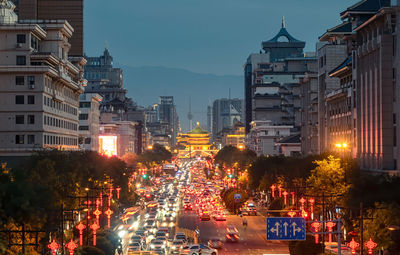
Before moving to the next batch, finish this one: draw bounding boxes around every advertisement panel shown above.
[99,135,118,157]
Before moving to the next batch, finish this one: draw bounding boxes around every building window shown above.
[15,95,24,104]
[27,95,35,104]
[17,34,26,44]
[28,115,35,124]
[15,115,24,124]
[16,56,26,65]
[28,76,35,85]
[79,102,91,108]
[79,113,88,120]
[79,126,89,131]
[15,135,24,144]
[27,135,35,144]
[15,76,24,85]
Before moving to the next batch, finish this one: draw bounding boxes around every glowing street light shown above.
[270,184,276,198]
[308,198,315,219]
[105,208,114,228]
[93,208,102,225]
[290,192,295,205]
[299,197,306,210]
[47,239,60,255]
[116,187,121,199]
[310,220,321,244]
[282,190,288,205]
[90,222,100,246]
[277,184,282,197]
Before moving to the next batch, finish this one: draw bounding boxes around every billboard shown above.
[99,135,118,157]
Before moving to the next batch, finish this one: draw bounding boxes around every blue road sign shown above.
[266,217,305,241]
[234,193,241,199]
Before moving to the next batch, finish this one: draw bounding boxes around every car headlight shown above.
[150,244,154,248]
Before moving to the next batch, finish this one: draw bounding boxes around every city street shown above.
[179,212,289,255]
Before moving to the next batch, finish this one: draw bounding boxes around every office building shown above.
[78,93,102,151]
[211,98,243,142]
[0,2,85,156]
[12,0,83,56]
[158,96,179,147]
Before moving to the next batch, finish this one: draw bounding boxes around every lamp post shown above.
[335,142,349,182]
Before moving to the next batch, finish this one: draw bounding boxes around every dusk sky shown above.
[84,0,351,76]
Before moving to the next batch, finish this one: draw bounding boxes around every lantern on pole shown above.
[347,238,360,255]
[116,187,121,199]
[290,192,295,205]
[76,222,86,246]
[270,184,276,198]
[287,210,296,218]
[282,190,288,205]
[308,197,315,219]
[364,238,377,255]
[90,222,100,246]
[310,220,321,244]
[326,221,336,243]
[47,239,60,255]
[277,184,282,197]
[301,209,308,218]
[105,208,114,228]
[93,208,102,225]
[299,197,306,210]
[65,239,78,255]
[99,192,103,206]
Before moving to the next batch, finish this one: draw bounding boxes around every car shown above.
[200,212,211,221]
[149,239,165,250]
[155,231,167,239]
[182,244,218,255]
[225,225,239,242]
[174,233,187,243]
[184,204,193,210]
[208,238,223,249]
[213,213,226,221]
[127,242,141,251]
[170,239,184,253]
[163,213,175,222]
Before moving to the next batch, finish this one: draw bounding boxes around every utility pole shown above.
[360,202,363,255]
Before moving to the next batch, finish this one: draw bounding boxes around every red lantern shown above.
[347,238,360,255]
[65,239,78,255]
[116,187,121,199]
[301,209,308,218]
[104,208,114,228]
[287,210,296,218]
[299,197,306,209]
[99,192,103,206]
[326,221,336,243]
[90,222,100,246]
[76,222,86,246]
[308,198,315,219]
[270,184,276,198]
[93,208,102,225]
[277,184,282,197]
[290,192,295,205]
[310,220,321,244]
[282,191,288,205]
[364,238,377,255]
[47,239,60,255]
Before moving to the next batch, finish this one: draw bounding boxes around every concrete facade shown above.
[78,93,102,151]
[0,2,85,156]
[211,98,243,142]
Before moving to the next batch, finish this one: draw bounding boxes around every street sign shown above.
[266,217,305,241]
[234,193,241,200]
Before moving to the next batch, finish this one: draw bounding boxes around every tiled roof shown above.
[278,134,301,144]
[341,0,390,16]
[329,56,352,77]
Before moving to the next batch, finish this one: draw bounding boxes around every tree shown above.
[137,144,172,167]
[120,152,137,168]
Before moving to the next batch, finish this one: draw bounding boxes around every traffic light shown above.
[142,174,147,179]
[228,174,233,179]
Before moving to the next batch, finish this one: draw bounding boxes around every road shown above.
[178,211,289,255]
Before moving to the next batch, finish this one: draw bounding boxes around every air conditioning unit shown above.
[29,84,35,90]
[16,43,22,48]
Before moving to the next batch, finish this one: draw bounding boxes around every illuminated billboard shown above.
[99,135,118,157]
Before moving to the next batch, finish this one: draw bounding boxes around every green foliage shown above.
[220,188,249,213]
[215,145,256,170]
[137,143,172,167]
[363,202,400,252]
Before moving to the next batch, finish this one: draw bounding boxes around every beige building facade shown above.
[78,93,102,151]
[0,1,85,156]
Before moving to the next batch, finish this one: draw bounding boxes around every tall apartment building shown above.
[78,93,102,151]
[244,20,316,135]
[12,0,83,56]
[0,1,86,156]
[211,98,243,142]
[158,96,179,147]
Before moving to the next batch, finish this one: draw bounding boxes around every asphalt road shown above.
[178,210,289,255]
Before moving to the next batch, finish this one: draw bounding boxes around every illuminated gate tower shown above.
[177,122,217,158]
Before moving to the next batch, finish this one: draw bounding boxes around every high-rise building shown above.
[244,19,316,135]
[12,0,84,56]
[211,98,243,143]
[0,1,86,156]
[78,93,102,151]
[158,96,179,147]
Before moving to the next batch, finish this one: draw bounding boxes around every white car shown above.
[183,244,218,255]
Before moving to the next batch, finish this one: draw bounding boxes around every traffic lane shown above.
[178,212,289,255]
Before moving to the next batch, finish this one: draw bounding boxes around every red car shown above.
[184,204,193,210]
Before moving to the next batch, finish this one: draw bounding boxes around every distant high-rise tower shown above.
[187,97,193,131]
[12,0,84,56]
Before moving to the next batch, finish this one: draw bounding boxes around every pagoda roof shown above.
[329,55,352,77]
[265,17,303,43]
[188,122,209,135]
[340,0,390,18]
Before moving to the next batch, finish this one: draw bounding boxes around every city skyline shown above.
[84,0,350,76]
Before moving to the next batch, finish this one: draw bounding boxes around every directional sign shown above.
[234,193,241,200]
[266,217,305,241]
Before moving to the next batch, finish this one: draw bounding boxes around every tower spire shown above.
[282,16,285,28]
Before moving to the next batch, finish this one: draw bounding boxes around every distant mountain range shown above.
[117,65,243,132]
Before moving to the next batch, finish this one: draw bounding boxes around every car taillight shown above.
[225,234,230,239]
[234,234,239,239]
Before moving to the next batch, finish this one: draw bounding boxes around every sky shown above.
[84,0,351,76]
